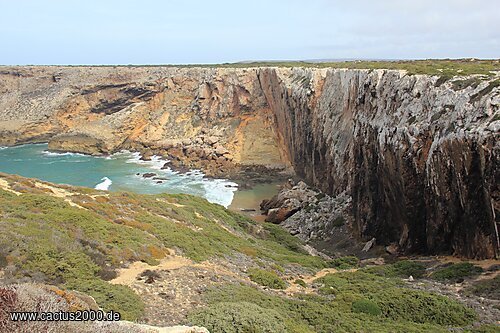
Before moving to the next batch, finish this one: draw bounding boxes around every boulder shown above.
[265,207,299,224]
[362,238,376,252]
[385,243,399,255]
[205,136,219,145]
[215,145,229,156]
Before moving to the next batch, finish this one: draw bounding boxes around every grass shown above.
[188,270,477,333]
[0,173,328,319]
[248,268,286,289]
[463,275,499,300]
[363,260,426,278]
[0,173,485,331]
[351,299,381,316]
[329,256,359,270]
[431,262,483,282]
[48,59,500,77]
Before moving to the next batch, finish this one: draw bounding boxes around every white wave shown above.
[42,150,84,157]
[203,179,239,208]
[95,177,112,191]
[0,146,7,150]
[123,152,168,170]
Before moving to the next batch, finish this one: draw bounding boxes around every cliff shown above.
[259,68,499,259]
[0,65,498,258]
[0,66,290,179]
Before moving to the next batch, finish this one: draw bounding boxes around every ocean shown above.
[0,143,238,207]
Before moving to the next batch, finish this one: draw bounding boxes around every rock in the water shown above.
[142,172,157,178]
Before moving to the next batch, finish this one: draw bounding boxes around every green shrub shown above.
[248,268,286,289]
[375,287,477,326]
[465,324,500,333]
[364,260,426,278]
[463,275,499,300]
[431,263,483,282]
[64,279,144,321]
[316,271,476,326]
[294,279,307,288]
[329,256,359,270]
[188,301,287,333]
[23,250,100,283]
[196,283,457,333]
[262,224,307,254]
[352,299,381,316]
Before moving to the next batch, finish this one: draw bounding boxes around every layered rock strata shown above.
[258,68,499,259]
[0,66,498,258]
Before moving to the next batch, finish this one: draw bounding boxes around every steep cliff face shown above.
[0,67,290,177]
[0,66,498,258]
[258,68,499,259]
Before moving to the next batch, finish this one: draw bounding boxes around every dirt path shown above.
[285,268,357,294]
[110,254,193,286]
[0,178,21,195]
[34,181,87,209]
[110,251,241,286]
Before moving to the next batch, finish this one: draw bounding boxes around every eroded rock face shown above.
[0,66,498,258]
[0,67,290,176]
[258,68,499,259]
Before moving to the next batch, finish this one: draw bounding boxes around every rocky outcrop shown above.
[258,68,499,259]
[0,65,498,258]
[0,66,291,178]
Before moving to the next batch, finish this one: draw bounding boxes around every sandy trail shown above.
[110,254,193,286]
[0,178,22,195]
[34,181,86,209]
[285,268,358,294]
[110,252,243,286]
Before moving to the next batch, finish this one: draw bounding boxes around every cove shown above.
[0,143,239,207]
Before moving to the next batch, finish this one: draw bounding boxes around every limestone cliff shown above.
[0,65,498,258]
[0,66,290,178]
[258,68,499,259]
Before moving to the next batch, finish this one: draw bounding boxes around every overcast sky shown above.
[1,0,498,65]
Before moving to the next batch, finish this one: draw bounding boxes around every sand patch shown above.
[0,178,22,195]
[34,181,86,209]
[110,254,193,286]
[156,198,186,207]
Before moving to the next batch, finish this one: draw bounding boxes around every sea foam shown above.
[95,177,112,191]
[42,150,84,157]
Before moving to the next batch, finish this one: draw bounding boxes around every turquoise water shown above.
[0,143,238,207]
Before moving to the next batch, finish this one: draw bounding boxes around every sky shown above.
[0,0,499,65]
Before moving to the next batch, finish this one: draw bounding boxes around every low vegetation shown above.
[463,275,499,300]
[329,256,359,270]
[0,173,491,332]
[430,262,483,282]
[188,269,478,333]
[248,268,286,289]
[0,173,325,320]
[294,279,307,288]
[0,284,148,333]
[188,301,287,333]
[363,260,426,278]
[65,59,500,78]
